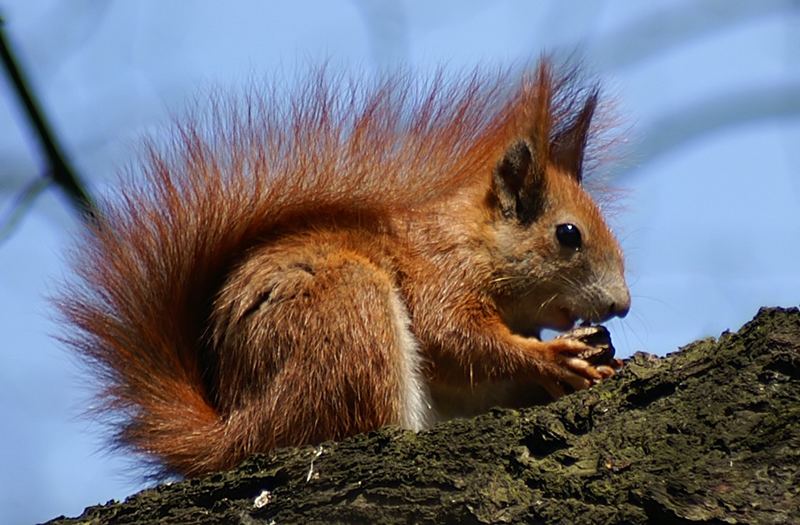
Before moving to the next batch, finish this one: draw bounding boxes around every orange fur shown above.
[60,59,630,478]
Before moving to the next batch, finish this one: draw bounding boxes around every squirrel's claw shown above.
[537,338,618,396]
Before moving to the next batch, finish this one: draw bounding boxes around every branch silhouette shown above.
[617,83,800,179]
[0,17,94,226]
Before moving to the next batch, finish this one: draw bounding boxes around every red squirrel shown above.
[60,59,630,478]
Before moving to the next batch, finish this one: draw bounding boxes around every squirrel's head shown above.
[486,79,629,337]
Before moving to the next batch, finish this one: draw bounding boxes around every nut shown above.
[556,325,616,366]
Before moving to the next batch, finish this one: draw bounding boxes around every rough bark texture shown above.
[47,307,800,524]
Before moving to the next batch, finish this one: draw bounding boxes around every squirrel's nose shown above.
[608,288,631,319]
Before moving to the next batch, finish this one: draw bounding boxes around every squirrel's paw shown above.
[536,338,615,398]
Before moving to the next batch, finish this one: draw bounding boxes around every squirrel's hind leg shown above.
[210,239,433,461]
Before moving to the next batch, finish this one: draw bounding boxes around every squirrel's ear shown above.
[491,139,546,223]
[550,89,598,184]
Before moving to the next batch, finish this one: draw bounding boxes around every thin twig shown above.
[0,16,95,221]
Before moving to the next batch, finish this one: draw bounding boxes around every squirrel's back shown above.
[60,61,622,477]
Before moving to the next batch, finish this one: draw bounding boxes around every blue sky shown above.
[1,2,798,523]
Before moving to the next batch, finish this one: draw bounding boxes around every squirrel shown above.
[60,59,630,478]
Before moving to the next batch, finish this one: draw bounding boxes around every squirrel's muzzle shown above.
[606,282,631,319]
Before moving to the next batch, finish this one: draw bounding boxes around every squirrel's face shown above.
[488,139,630,337]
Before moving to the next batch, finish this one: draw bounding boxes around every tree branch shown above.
[47,307,800,524]
[0,17,94,220]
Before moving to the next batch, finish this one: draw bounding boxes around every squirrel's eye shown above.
[556,223,582,250]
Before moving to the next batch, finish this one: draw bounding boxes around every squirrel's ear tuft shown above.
[550,87,598,184]
[491,139,546,223]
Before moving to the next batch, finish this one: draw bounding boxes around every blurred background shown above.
[0,1,798,523]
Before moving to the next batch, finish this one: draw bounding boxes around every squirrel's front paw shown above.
[532,334,620,399]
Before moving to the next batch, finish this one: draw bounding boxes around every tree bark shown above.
[47,307,800,524]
